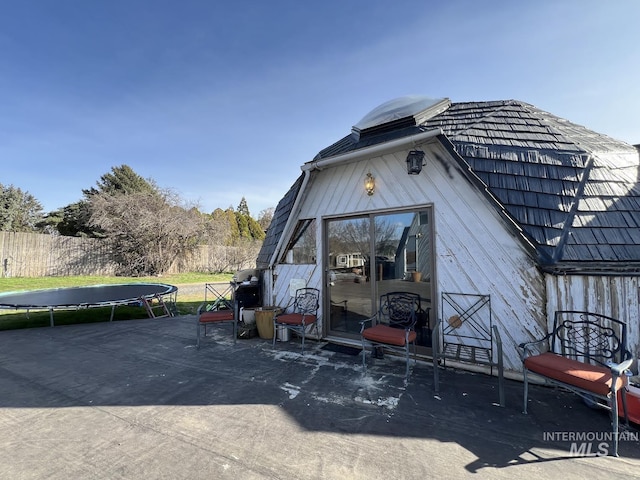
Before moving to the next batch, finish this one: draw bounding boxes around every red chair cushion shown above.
[524,352,627,396]
[276,313,317,326]
[199,311,234,323]
[362,325,416,347]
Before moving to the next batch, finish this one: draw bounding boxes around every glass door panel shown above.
[327,217,372,337]
[326,208,432,348]
[372,211,431,349]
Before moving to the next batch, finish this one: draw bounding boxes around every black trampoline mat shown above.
[0,283,177,309]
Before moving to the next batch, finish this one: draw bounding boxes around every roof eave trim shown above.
[267,170,312,269]
[302,128,443,172]
[541,262,640,276]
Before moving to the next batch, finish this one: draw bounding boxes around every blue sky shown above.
[1,0,639,217]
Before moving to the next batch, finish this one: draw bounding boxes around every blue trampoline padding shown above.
[0,283,177,309]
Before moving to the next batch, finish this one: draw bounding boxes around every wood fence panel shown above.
[0,232,117,277]
[0,232,258,277]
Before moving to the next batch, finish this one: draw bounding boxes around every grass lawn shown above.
[0,272,234,330]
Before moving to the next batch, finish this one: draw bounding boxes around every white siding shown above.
[268,263,323,336]
[271,142,548,370]
[425,146,547,370]
[546,274,640,366]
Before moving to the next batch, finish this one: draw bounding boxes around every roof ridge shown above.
[445,100,611,156]
[442,99,520,137]
[551,155,595,264]
[517,103,635,155]
[522,103,592,154]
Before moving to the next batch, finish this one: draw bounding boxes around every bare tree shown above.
[257,207,275,231]
[209,208,234,245]
[89,189,206,276]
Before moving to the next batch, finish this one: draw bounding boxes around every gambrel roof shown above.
[258,99,640,273]
[255,174,304,268]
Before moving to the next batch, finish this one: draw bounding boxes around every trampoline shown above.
[0,283,178,326]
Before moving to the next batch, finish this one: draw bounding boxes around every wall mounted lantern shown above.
[364,172,375,196]
[406,150,426,175]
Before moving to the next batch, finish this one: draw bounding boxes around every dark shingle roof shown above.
[422,101,640,270]
[259,99,640,273]
[256,174,304,269]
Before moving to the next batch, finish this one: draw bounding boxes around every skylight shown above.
[353,95,450,133]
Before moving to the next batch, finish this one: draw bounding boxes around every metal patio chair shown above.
[196,284,237,348]
[273,287,320,354]
[360,292,420,378]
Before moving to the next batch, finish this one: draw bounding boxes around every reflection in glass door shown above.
[374,210,432,349]
[327,217,372,336]
[326,209,433,348]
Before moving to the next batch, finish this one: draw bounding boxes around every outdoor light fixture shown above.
[364,172,375,196]
[406,150,426,175]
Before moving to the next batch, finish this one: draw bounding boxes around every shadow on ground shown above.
[0,315,638,479]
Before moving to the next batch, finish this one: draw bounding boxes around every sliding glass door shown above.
[326,216,371,335]
[326,208,433,349]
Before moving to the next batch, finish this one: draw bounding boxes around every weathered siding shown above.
[546,274,640,366]
[271,140,547,370]
[426,147,548,371]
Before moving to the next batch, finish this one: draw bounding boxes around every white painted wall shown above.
[421,144,548,371]
[269,140,548,370]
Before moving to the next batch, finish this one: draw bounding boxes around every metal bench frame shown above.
[519,310,634,456]
[432,292,505,407]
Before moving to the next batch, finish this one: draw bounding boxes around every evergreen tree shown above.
[0,183,43,232]
[84,164,158,196]
[233,197,265,240]
[235,211,251,238]
[55,201,95,237]
[247,216,266,240]
[225,208,240,243]
[55,165,158,237]
[237,197,250,216]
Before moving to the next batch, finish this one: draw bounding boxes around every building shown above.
[256,96,640,372]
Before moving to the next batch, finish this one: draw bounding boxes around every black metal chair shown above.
[360,292,420,378]
[273,288,320,354]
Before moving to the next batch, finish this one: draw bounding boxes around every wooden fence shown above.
[0,232,259,277]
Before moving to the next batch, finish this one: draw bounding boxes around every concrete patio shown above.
[0,315,638,479]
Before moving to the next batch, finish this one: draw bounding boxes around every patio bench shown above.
[519,310,634,456]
